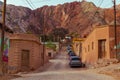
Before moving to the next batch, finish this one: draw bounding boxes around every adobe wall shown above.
[109,25,120,59]
[82,25,110,64]
[8,34,44,73]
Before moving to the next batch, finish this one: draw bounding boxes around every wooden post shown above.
[0,0,7,76]
[113,0,117,58]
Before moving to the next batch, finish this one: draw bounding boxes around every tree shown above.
[51,28,69,41]
[46,41,56,51]
[40,34,48,42]
[68,31,79,38]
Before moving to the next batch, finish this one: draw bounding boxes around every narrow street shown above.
[12,50,115,80]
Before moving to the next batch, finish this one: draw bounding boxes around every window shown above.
[92,42,94,50]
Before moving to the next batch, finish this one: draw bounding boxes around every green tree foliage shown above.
[41,34,48,42]
[46,41,56,51]
[68,32,79,38]
[51,28,69,41]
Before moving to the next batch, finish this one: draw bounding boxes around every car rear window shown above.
[71,58,80,60]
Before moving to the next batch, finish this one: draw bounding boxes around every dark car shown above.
[68,50,73,54]
[69,56,81,60]
[67,45,72,50]
[69,56,82,67]
[67,49,72,53]
[68,52,76,56]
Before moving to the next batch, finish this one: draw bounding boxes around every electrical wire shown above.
[78,0,105,35]
[87,0,104,24]
[102,0,113,8]
[77,0,104,26]
[25,0,34,9]
[117,0,120,5]
[24,0,50,9]
[29,0,36,9]
[32,0,51,3]
[78,0,104,20]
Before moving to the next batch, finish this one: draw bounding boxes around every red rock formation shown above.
[0,1,120,37]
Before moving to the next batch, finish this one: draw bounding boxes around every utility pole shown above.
[82,0,85,2]
[113,0,117,58]
[42,15,45,65]
[0,0,7,75]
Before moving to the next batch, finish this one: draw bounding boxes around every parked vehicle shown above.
[69,56,82,67]
[69,56,81,60]
[68,50,73,54]
[68,52,76,56]
[67,45,72,52]
[67,45,72,49]
[67,49,72,53]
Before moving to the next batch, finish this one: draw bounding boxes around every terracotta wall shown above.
[8,34,48,73]
[82,25,112,64]
[73,41,81,56]
[109,25,120,59]
[72,38,84,57]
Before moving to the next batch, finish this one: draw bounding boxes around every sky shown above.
[0,0,120,9]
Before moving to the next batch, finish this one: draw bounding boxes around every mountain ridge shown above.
[0,1,120,37]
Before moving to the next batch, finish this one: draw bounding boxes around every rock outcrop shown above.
[0,1,120,36]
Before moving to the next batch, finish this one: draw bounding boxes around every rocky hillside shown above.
[0,3,32,33]
[0,1,120,37]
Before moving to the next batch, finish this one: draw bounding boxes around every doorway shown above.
[98,39,106,59]
[21,50,30,71]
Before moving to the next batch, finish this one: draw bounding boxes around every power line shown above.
[101,1,113,8]
[80,0,104,20]
[72,0,105,32]
[88,0,104,24]
[32,0,51,3]
[98,0,104,7]
[79,0,105,36]
[29,0,36,9]
[25,0,34,9]
[79,0,104,25]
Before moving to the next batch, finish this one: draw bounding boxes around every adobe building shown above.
[72,38,84,57]
[45,42,59,59]
[0,23,13,73]
[82,25,120,65]
[0,23,49,73]
[8,34,49,73]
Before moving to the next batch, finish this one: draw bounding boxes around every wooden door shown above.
[21,50,30,71]
[98,40,106,59]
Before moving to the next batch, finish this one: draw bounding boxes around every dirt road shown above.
[11,51,115,80]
